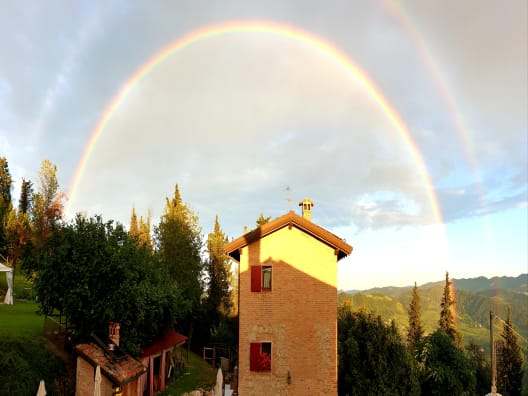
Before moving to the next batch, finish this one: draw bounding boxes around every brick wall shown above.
[238,226,338,396]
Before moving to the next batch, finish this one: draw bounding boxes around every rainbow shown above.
[65,19,444,225]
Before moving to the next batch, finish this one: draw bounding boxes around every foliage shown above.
[466,341,491,395]
[255,213,271,227]
[438,271,461,344]
[0,156,13,258]
[31,160,65,247]
[497,306,524,396]
[22,214,184,356]
[154,184,203,310]
[337,303,419,395]
[407,282,424,348]
[130,207,152,248]
[18,178,33,214]
[416,329,476,395]
[0,336,66,396]
[205,215,232,322]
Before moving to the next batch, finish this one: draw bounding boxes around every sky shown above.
[1,1,526,291]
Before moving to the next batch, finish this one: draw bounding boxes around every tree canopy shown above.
[338,303,419,395]
[23,215,184,356]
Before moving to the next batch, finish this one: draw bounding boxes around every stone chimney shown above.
[108,322,120,347]
[299,198,314,221]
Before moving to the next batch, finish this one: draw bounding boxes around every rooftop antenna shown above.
[285,185,292,210]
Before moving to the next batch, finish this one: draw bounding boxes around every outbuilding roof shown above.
[140,329,188,357]
[224,210,353,262]
[75,343,146,386]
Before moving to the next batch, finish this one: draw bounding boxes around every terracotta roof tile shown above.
[75,343,146,385]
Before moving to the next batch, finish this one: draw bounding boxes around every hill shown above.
[339,274,528,353]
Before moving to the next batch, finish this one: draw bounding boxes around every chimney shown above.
[299,198,314,221]
[108,322,120,347]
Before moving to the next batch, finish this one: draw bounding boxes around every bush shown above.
[0,337,67,396]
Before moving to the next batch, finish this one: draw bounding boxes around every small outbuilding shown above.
[139,329,188,396]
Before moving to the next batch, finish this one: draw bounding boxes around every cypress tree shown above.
[18,178,33,214]
[438,271,461,344]
[407,282,424,348]
[205,215,232,320]
[497,306,524,396]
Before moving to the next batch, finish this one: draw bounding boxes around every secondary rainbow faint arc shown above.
[66,19,444,224]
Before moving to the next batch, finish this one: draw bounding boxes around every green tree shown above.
[23,215,183,356]
[338,303,419,395]
[0,157,13,258]
[497,306,524,396]
[154,184,203,312]
[18,178,33,214]
[438,271,461,344]
[255,213,271,227]
[416,329,476,395]
[205,215,232,322]
[407,282,424,349]
[466,341,491,395]
[31,160,64,246]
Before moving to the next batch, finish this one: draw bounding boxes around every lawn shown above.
[159,351,218,395]
[0,300,44,337]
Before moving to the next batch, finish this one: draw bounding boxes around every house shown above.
[74,323,146,396]
[224,199,352,395]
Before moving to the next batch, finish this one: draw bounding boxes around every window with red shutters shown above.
[250,342,272,372]
[251,265,272,292]
[251,265,261,292]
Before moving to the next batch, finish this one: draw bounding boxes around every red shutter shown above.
[251,266,261,292]
[250,343,261,371]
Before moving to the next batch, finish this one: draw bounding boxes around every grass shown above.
[159,351,217,395]
[0,300,44,337]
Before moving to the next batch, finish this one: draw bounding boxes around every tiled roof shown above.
[140,329,188,357]
[75,343,146,385]
[224,211,353,261]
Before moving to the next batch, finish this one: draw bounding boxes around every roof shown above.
[140,329,188,357]
[224,211,353,262]
[75,343,146,385]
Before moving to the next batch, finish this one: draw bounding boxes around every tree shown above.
[31,160,65,246]
[0,157,13,258]
[138,212,152,248]
[18,178,33,214]
[338,303,419,395]
[23,215,183,356]
[255,213,271,227]
[154,184,203,312]
[466,341,492,395]
[416,329,476,395]
[438,271,461,344]
[129,207,139,239]
[205,215,232,322]
[407,282,424,349]
[497,306,524,396]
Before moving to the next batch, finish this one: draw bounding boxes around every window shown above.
[251,265,272,292]
[250,342,272,371]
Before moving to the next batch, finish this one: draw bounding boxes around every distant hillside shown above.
[339,274,528,352]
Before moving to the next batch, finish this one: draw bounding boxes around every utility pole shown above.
[490,310,497,395]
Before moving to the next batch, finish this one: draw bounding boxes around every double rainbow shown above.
[66,19,443,226]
